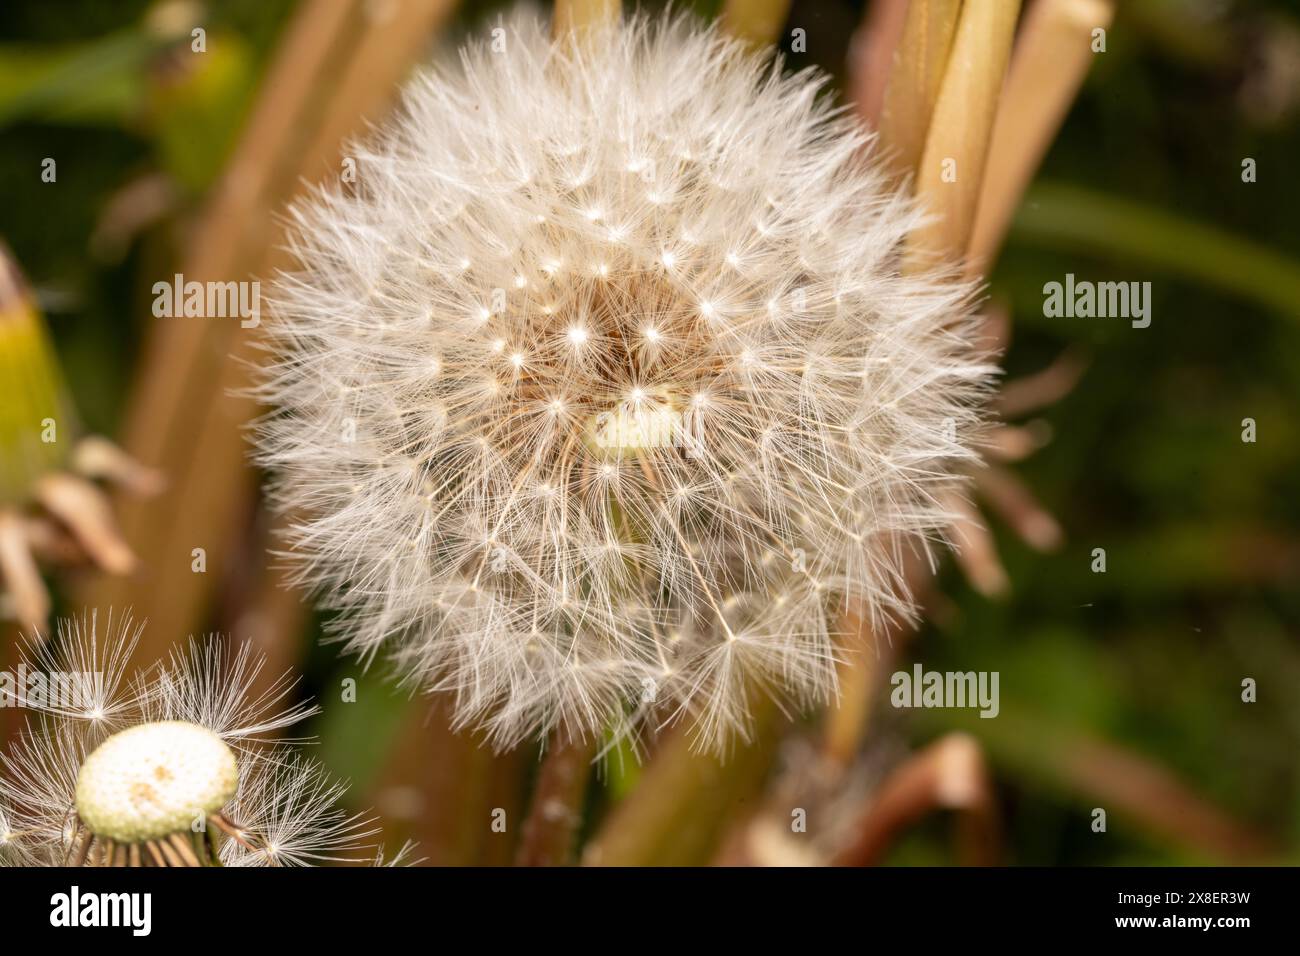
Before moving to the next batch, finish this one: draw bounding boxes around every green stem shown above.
[582,694,782,866]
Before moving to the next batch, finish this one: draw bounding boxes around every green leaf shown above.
[0,31,164,128]
[1010,182,1300,320]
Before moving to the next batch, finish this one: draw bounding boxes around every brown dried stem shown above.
[906,0,1023,268]
[968,0,1117,272]
[80,0,460,664]
[515,732,598,866]
[877,0,962,182]
[832,732,999,866]
[849,0,910,130]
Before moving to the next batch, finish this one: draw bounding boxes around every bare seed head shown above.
[74,721,237,844]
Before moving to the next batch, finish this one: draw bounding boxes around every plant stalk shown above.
[877,0,962,183]
[968,0,1116,273]
[906,0,1023,268]
[515,731,598,866]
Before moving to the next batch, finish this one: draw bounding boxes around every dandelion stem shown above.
[583,696,782,866]
[905,0,1023,267]
[515,732,597,866]
[823,543,930,765]
[821,611,884,768]
[877,0,962,183]
[78,0,458,663]
[849,0,910,129]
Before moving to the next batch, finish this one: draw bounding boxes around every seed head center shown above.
[74,720,238,844]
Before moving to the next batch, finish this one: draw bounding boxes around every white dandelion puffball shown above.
[256,12,991,751]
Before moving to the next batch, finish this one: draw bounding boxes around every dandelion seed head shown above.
[0,613,373,866]
[254,12,991,752]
